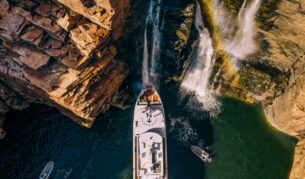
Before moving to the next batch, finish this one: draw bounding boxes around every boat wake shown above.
[55,168,73,179]
[170,118,199,145]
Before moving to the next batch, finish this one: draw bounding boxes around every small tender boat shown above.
[39,161,54,179]
[191,145,212,163]
[133,87,168,179]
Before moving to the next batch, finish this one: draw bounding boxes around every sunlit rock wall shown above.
[290,138,305,179]
[202,0,305,178]
[0,0,130,127]
[257,0,305,137]
[198,0,305,135]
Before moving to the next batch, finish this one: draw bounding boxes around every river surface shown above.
[0,85,295,179]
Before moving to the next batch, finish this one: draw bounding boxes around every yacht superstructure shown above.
[133,87,168,179]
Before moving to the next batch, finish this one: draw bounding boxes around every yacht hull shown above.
[133,88,168,179]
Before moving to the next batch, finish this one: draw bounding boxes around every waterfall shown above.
[225,0,261,60]
[142,0,162,87]
[181,3,220,115]
[142,29,149,85]
[181,30,213,98]
[214,0,261,61]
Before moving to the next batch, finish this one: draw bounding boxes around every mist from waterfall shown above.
[181,3,220,117]
[214,0,261,61]
[142,0,162,86]
[227,0,261,59]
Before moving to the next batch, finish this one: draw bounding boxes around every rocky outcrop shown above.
[161,1,197,80]
[255,0,305,136]
[256,0,305,74]
[290,139,305,179]
[265,57,305,138]
[56,0,114,30]
[0,0,130,127]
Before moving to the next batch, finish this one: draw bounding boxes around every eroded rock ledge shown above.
[0,0,130,127]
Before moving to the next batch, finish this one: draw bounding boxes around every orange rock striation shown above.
[0,0,130,127]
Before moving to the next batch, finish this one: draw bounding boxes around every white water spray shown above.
[214,0,261,61]
[180,0,260,115]
[181,3,220,115]
[142,0,162,86]
[226,0,261,60]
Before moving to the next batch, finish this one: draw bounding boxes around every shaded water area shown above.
[0,85,295,179]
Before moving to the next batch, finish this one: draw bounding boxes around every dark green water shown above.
[0,88,295,179]
[205,98,296,179]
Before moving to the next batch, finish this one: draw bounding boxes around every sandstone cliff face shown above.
[202,0,305,178]
[206,0,305,137]
[260,1,305,178]
[0,0,130,127]
[265,57,305,138]
[290,138,305,179]
[161,1,196,79]
[260,0,305,138]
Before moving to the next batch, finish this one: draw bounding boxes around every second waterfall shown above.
[142,0,163,87]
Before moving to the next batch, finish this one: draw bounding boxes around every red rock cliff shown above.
[0,0,130,127]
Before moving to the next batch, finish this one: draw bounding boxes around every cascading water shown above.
[180,0,260,113]
[214,0,261,61]
[142,29,149,85]
[226,0,261,60]
[142,0,162,86]
[181,3,220,116]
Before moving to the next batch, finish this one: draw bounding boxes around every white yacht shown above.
[133,87,168,179]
